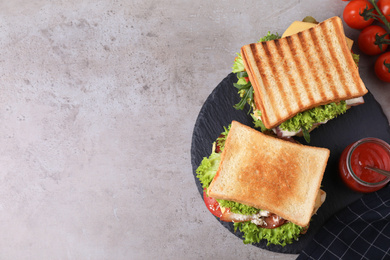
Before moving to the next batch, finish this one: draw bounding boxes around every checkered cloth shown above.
[297,185,390,260]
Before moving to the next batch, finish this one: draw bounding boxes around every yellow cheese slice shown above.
[282,21,353,50]
[282,21,316,38]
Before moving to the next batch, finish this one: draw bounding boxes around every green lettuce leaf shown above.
[302,128,311,143]
[302,16,318,24]
[352,53,360,67]
[280,101,347,132]
[196,126,231,189]
[234,221,303,246]
[232,53,245,73]
[196,151,221,189]
[217,199,259,215]
[251,110,268,132]
[216,125,231,152]
[259,32,281,42]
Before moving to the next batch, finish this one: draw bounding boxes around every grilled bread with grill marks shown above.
[241,16,367,130]
[207,121,330,227]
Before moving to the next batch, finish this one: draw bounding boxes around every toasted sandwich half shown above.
[240,16,367,141]
[206,121,329,244]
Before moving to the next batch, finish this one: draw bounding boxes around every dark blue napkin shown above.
[297,185,390,260]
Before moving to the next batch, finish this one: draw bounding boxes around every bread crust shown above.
[207,121,330,227]
[241,16,368,129]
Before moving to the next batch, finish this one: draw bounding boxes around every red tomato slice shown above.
[203,189,289,228]
[203,189,222,218]
[375,52,390,82]
[343,0,374,29]
[358,25,389,55]
[203,189,253,222]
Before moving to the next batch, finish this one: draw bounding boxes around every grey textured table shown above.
[0,1,389,259]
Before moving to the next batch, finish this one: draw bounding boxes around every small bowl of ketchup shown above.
[339,137,390,193]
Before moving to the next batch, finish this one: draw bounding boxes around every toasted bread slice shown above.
[241,16,367,129]
[207,121,330,227]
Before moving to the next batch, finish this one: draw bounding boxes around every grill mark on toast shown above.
[308,28,336,101]
[296,32,317,106]
[247,44,267,118]
[269,40,291,119]
[322,20,351,97]
[285,37,304,110]
[250,43,281,125]
[332,19,366,95]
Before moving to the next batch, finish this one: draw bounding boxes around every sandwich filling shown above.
[253,96,364,139]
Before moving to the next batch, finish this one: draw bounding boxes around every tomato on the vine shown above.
[343,0,374,29]
[375,52,390,82]
[358,25,389,55]
[377,0,390,23]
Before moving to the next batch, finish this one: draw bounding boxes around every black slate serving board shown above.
[190,73,390,254]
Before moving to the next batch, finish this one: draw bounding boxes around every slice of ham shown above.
[273,126,301,138]
[262,214,287,229]
[220,209,253,222]
[346,96,364,106]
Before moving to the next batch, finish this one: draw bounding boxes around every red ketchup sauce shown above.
[339,138,390,193]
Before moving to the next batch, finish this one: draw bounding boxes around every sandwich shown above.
[233,16,367,142]
[196,121,329,246]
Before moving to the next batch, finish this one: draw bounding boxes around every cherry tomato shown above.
[377,0,390,23]
[203,189,222,218]
[375,52,390,82]
[358,25,389,55]
[343,0,374,29]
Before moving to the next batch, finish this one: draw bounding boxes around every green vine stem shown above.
[369,0,390,32]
